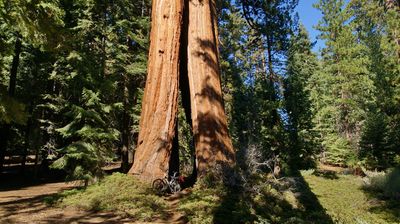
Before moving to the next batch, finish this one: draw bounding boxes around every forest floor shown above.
[0,165,399,223]
[0,178,133,223]
[302,169,400,223]
[0,167,186,224]
[0,180,187,224]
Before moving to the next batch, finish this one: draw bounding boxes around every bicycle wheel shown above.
[152,179,167,195]
[171,182,181,193]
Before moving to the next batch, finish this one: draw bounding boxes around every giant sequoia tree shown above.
[129,0,235,180]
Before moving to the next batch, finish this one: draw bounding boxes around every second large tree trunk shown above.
[186,0,234,175]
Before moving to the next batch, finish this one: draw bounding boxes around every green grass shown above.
[45,171,399,224]
[178,173,333,224]
[179,171,400,224]
[45,173,167,221]
[302,170,400,224]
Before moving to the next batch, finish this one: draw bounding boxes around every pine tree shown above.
[218,1,250,146]
[350,0,400,168]
[314,0,376,165]
[37,0,150,179]
[238,0,298,162]
[284,24,319,169]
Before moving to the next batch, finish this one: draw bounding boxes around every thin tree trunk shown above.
[21,103,33,174]
[265,35,279,126]
[186,0,235,175]
[0,34,22,172]
[128,0,184,180]
[121,74,132,173]
[8,35,21,97]
[21,51,39,174]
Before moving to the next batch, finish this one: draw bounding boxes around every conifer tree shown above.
[45,0,150,179]
[284,25,319,169]
[350,0,400,167]
[0,0,64,171]
[314,0,376,165]
[239,0,298,160]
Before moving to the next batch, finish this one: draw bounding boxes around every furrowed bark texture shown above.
[130,0,235,180]
[186,0,235,175]
[128,0,183,179]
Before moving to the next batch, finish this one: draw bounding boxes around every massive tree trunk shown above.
[129,0,235,180]
[185,0,235,175]
[128,0,184,179]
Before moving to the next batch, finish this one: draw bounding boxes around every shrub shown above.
[363,167,400,200]
[382,167,400,199]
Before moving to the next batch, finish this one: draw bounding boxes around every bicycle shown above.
[152,172,182,195]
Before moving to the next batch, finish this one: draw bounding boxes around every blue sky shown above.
[295,0,324,52]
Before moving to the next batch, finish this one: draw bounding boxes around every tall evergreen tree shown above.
[238,0,298,161]
[45,0,150,179]
[284,24,319,169]
[313,0,376,165]
[350,0,400,168]
[0,0,64,171]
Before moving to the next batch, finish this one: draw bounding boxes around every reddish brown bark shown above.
[186,0,235,175]
[129,0,235,180]
[128,0,184,180]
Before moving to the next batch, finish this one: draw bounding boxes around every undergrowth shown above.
[45,173,167,221]
[178,172,332,224]
[303,170,400,224]
[44,170,400,223]
[362,167,400,200]
[179,169,400,224]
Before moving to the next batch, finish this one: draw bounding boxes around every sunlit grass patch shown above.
[302,170,400,224]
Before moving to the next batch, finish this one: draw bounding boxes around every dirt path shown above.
[0,181,188,224]
[0,181,133,223]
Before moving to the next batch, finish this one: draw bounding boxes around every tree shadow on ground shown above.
[0,164,66,191]
[292,170,334,223]
[212,169,334,224]
[0,174,170,224]
[0,183,131,224]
